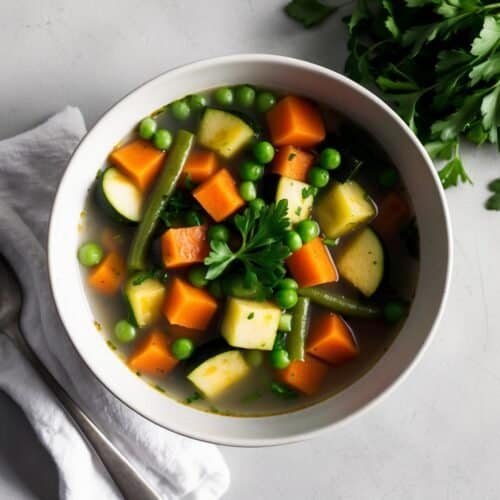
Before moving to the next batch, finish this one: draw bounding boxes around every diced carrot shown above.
[307,312,358,365]
[87,252,126,295]
[163,277,218,330]
[100,227,123,252]
[267,96,326,148]
[275,355,329,396]
[372,192,411,240]
[109,139,166,191]
[286,237,338,288]
[181,149,219,184]
[193,168,245,222]
[271,145,315,182]
[128,329,178,376]
[161,225,209,269]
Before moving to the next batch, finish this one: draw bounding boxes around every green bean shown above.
[128,130,194,270]
[298,287,381,318]
[287,297,310,361]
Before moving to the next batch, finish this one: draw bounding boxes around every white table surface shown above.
[1,1,499,499]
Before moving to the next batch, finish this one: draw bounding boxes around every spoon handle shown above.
[6,322,162,500]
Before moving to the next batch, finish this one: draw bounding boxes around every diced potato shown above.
[314,181,376,239]
[125,278,166,328]
[221,298,281,350]
[275,176,314,225]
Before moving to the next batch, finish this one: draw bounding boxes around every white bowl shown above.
[48,54,452,447]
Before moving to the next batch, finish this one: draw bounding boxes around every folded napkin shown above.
[0,107,230,500]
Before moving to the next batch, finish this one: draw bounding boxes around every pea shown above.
[214,87,234,107]
[384,300,407,324]
[208,224,230,243]
[278,313,292,332]
[320,148,341,170]
[378,168,398,188]
[153,129,173,151]
[276,278,299,290]
[270,349,290,369]
[114,320,136,344]
[239,160,264,181]
[296,220,320,244]
[208,280,224,299]
[235,85,256,108]
[284,230,303,252]
[170,100,191,120]
[188,265,208,288]
[249,197,266,215]
[245,349,263,367]
[223,274,260,299]
[256,91,276,113]
[138,117,157,140]
[171,338,195,360]
[188,94,207,111]
[185,210,202,226]
[239,181,257,201]
[252,141,275,164]
[77,242,103,267]
[275,289,298,310]
[308,167,330,188]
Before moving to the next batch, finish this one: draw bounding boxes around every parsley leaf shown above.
[284,0,338,28]
[439,156,472,189]
[132,269,168,285]
[486,193,500,210]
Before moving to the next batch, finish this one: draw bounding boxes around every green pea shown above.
[278,313,292,332]
[208,280,224,299]
[185,210,202,226]
[384,300,407,324]
[213,87,234,107]
[308,167,330,188]
[245,349,263,367]
[208,224,230,243]
[284,230,303,252]
[153,129,173,151]
[239,160,264,181]
[77,242,103,267]
[378,168,398,188]
[171,338,195,360]
[239,181,257,201]
[170,100,191,120]
[114,320,137,343]
[188,94,207,111]
[320,148,341,170]
[235,85,256,108]
[249,198,266,215]
[296,220,320,243]
[270,349,290,369]
[188,265,208,288]
[276,278,299,290]
[138,117,157,140]
[256,92,276,113]
[252,141,275,164]
[275,289,298,310]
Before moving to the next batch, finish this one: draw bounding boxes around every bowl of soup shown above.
[48,54,451,446]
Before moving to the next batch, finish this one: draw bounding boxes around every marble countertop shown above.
[1,1,499,499]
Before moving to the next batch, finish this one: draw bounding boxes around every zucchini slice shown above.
[95,168,143,224]
[125,277,166,327]
[198,108,255,159]
[336,228,384,297]
[187,350,251,399]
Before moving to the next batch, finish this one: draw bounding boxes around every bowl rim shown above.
[48,53,453,447]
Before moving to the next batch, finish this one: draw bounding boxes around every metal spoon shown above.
[0,257,162,500]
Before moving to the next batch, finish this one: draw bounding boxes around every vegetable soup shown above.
[78,85,419,416]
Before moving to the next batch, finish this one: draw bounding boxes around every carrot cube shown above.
[109,139,166,191]
[193,168,245,222]
[372,192,411,240]
[271,145,315,182]
[286,237,338,288]
[307,313,358,365]
[163,277,218,330]
[161,225,209,269]
[87,252,126,295]
[128,329,178,376]
[267,96,326,148]
[275,355,329,395]
[181,149,219,184]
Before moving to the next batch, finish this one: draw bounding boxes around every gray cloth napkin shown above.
[0,107,230,500]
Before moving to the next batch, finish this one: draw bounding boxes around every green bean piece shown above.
[298,287,381,318]
[287,297,310,361]
[128,130,195,270]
